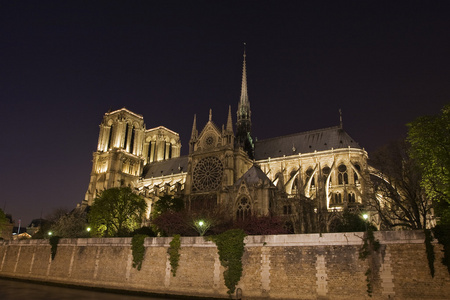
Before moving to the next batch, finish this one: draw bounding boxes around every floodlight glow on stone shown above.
[363,214,368,220]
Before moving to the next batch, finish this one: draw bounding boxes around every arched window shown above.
[333,193,342,204]
[236,197,251,221]
[338,164,348,185]
[348,192,356,203]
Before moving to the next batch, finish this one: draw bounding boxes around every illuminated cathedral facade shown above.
[83,51,372,233]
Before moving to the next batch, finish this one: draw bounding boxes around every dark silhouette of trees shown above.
[369,140,433,229]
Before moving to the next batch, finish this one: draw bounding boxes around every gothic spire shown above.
[190,114,197,140]
[226,105,233,132]
[237,44,251,122]
[236,44,254,159]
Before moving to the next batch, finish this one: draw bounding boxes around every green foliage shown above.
[0,209,9,237]
[335,209,368,232]
[433,224,450,274]
[131,234,147,271]
[151,210,192,237]
[359,227,380,298]
[168,234,181,276]
[151,195,187,236]
[210,229,246,295]
[49,210,89,238]
[365,268,373,297]
[49,235,61,260]
[152,195,184,218]
[233,215,288,235]
[88,187,147,237]
[359,227,380,260]
[424,229,435,277]
[131,226,156,237]
[407,104,450,209]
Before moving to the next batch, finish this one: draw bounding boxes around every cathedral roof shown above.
[254,126,361,160]
[234,165,274,187]
[142,156,188,178]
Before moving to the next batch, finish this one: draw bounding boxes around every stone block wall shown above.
[1,231,449,299]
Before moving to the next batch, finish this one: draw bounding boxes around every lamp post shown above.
[363,214,369,231]
[194,219,210,236]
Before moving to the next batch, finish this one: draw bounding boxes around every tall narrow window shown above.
[123,125,129,149]
[236,197,251,221]
[107,125,113,150]
[129,126,135,154]
[338,164,348,185]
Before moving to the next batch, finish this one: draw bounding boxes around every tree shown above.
[233,215,288,235]
[89,187,147,237]
[407,104,450,222]
[49,209,90,238]
[0,208,9,238]
[151,195,184,219]
[368,140,433,229]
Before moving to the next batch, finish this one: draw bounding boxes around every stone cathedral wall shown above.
[1,231,449,299]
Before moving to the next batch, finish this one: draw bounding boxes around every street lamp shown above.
[362,214,369,231]
[194,219,210,236]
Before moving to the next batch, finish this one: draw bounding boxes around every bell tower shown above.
[83,108,146,206]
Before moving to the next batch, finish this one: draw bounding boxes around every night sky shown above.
[1,1,449,227]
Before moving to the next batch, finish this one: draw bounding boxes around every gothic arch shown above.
[235,196,252,221]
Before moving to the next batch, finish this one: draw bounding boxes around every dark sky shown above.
[1,1,449,227]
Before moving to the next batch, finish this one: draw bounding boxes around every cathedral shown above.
[82,50,372,233]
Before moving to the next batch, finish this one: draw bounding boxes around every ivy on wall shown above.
[131,234,148,271]
[210,229,246,295]
[433,224,450,275]
[359,228,380,297]
[168,234,181,277]
[424,229,435,277]
[49,236,60,260]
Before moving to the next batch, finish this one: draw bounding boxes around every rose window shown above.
[193,156,224,191]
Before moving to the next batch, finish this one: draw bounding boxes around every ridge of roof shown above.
[256,125,342,144]
[142,156,188,179]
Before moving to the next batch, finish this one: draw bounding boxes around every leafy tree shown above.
[332,209,370,232]
[234,215,288,235]
[49,210,90,238]
[407,104,450,221]
[89,187,147,237]
[151,195,184,218]
[369,140,433,229]
[151,195,188,236]
[152,210,193,236]
[0,208,9,238]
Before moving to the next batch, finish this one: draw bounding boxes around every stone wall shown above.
[0,231,449,299]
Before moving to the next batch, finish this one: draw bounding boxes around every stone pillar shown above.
[125,124,133,153]
[143,142,149,164]
[165,142,171,160]
[156,138,165,161]
[134,128,144,156]
[149,141,155,163]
